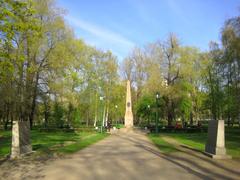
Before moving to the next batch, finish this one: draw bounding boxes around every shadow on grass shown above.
[56,133,109,154]
[147,132,240,178]
[158,127,240,158]
[0,130,109,159]
[121,132,240,180]
[148,134,178,153]
[140,144,235,180]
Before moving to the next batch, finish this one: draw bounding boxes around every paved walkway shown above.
[38,129,240,180]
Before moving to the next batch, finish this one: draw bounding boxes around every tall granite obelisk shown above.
[124,80,133,128]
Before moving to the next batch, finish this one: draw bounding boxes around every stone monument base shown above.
[205,120,231,159]
[125,125,133,129]
[11,121,32,159]
[125,112,133,128]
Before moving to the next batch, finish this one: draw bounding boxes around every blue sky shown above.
[57,0,240,60]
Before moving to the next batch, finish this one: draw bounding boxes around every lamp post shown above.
[99,96,104,133]
[156,92,160,133]
[147,105,150,126]
[115,105,118,125]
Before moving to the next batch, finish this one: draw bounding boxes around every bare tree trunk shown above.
[29,72,39,129]
[190,112,193,125]
[86,110,89,127]
[4,107,9,130]
[167,100,174,126]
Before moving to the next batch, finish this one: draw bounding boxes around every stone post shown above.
[11,121,32,159]
[205,120,231,159]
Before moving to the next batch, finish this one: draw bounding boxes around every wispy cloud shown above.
[67,16,135,49]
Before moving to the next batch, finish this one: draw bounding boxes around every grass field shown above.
[148,127,240,158]
[148,134,178,153]
[0,130,108,158]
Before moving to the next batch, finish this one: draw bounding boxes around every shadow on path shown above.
[1,130,239,180]
[119,131,240,180]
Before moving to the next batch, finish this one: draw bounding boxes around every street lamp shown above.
[156,92,160,133]
[99,96,104,133]
[147,105,150,126]
[115,105,118,125]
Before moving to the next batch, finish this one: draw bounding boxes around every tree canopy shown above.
[0,0,239,130]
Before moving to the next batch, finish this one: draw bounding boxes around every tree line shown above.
[122,21,240,127]
[0,0,125,130]
[0,0,239,130]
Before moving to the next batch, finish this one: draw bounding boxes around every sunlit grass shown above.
[149,127,240,158]
[148,134,177,153]
[0,130,108,158]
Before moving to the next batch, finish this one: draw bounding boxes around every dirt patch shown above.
[0,152,59,180]
[49,141,76,150]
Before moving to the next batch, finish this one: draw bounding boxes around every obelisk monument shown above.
[124,80,133,128]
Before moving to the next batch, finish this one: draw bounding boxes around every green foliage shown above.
[123,14,240,126]
[115,124,125,129]
[71,108,82,127]
[176,81,193,121]
[0,0,123,129]
[123,34,205,126]
[0,61,14,83]
[136,95,155,120]
[0,0,38,41]
[179,97,192,120]
[1,0,240,131]
[53,103,65,128]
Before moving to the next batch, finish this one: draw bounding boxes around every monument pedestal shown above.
[11,121,32,159]
[205,120,231,159]
[125,111,133,128]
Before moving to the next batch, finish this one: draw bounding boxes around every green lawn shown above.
[148,134,178,153]
[0,130,108,158]
[149,127,240,158]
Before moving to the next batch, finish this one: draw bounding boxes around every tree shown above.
[122,34,205,126]
[0,0,40,127]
